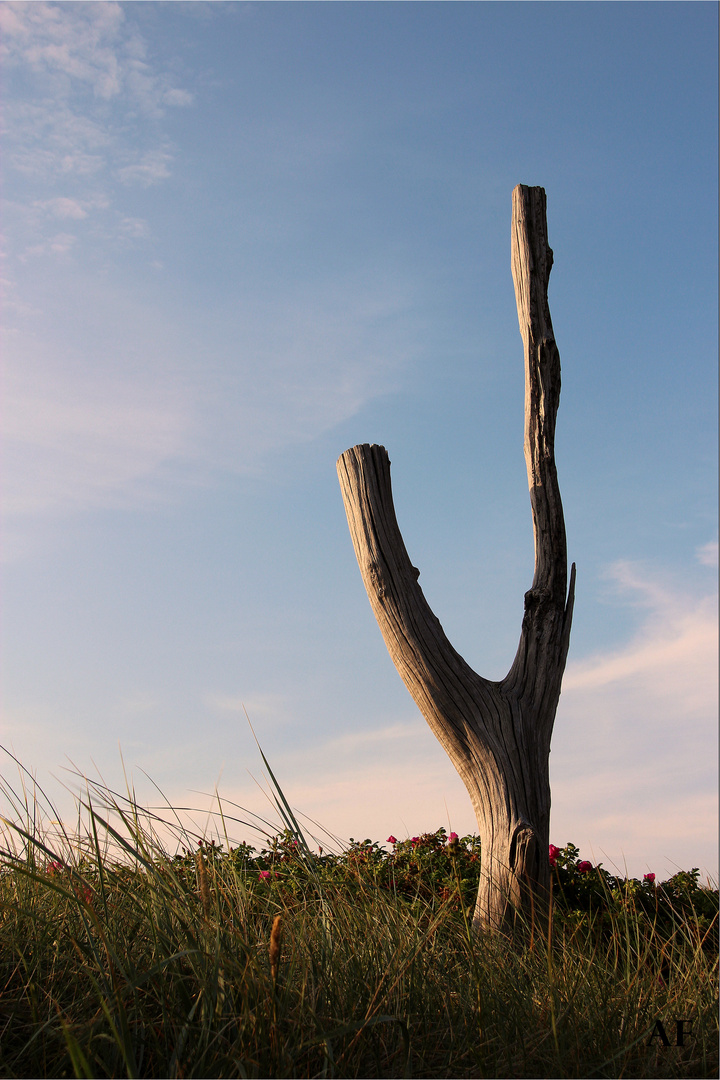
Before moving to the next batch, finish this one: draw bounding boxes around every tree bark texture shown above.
[337,185,575,934]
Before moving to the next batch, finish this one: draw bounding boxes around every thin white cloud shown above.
[2,6,419,540]
[561,561,717,708]
[0,277,39,319]
[116,149,173,187]
[0,2,192,114]
[48,232,77,255]
[550,560,717,877]
[35,196,87,220]
[269,749,473,849]
[2,2,193,244]
[310,722,421,757]
[0,1,126,100]
[33,194,110,220]
[697,539,719,568]
[163,88,194,108]
[185,277,415,472]
[118,216,150,239]
[1,266,415,532]
[208,694,291,725]
[128,719,476,854]
[19,231,79,260]
[7,103,109,180]
[2,330,191,521]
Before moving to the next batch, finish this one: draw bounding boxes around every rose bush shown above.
[165,830,716,946]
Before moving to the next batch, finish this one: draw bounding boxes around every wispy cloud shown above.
[562,561,716,704]
[208,694,292,727]
[0,2,126,99]
[697,539,719,568]
[550,560,717,875]
[1,2,193,246]
[33,194,110,220]
[118,217,150,239]
[140,717,475,854]
[0,2,193,112]
[116,149,173,188]
[2,3,421,539]
[2,265,415,534]
[2,290,193,526]
[34,196,87,220]
[2,369,189,519]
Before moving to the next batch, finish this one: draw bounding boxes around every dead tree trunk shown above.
[336,185,575,934]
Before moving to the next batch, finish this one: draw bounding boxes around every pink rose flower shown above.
[448,832,459,843]
[387,835,397,845]
[644,872,656,883]
[577,860,592,874]
[548,844,561,867]
[410,836,420,846]
[259,870,271,881]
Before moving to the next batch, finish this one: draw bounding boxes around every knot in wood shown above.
[509,823,539,871]
[523,586,551,611]
[366,559,386,599]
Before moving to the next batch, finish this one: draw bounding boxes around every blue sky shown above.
[2,1,717,879]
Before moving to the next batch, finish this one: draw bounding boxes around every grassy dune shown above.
[0,764,717,1079]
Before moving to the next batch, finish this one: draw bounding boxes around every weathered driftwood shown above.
[337,185,575,934]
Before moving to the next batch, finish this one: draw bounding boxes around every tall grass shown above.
[0,756,716,1079]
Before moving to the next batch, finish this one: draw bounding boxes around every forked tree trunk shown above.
[337,185,575,934]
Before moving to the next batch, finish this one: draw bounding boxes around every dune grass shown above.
[0,758,716,1079]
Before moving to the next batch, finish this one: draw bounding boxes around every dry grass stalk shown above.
[269,914,283,982]
[195,845,211,920]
